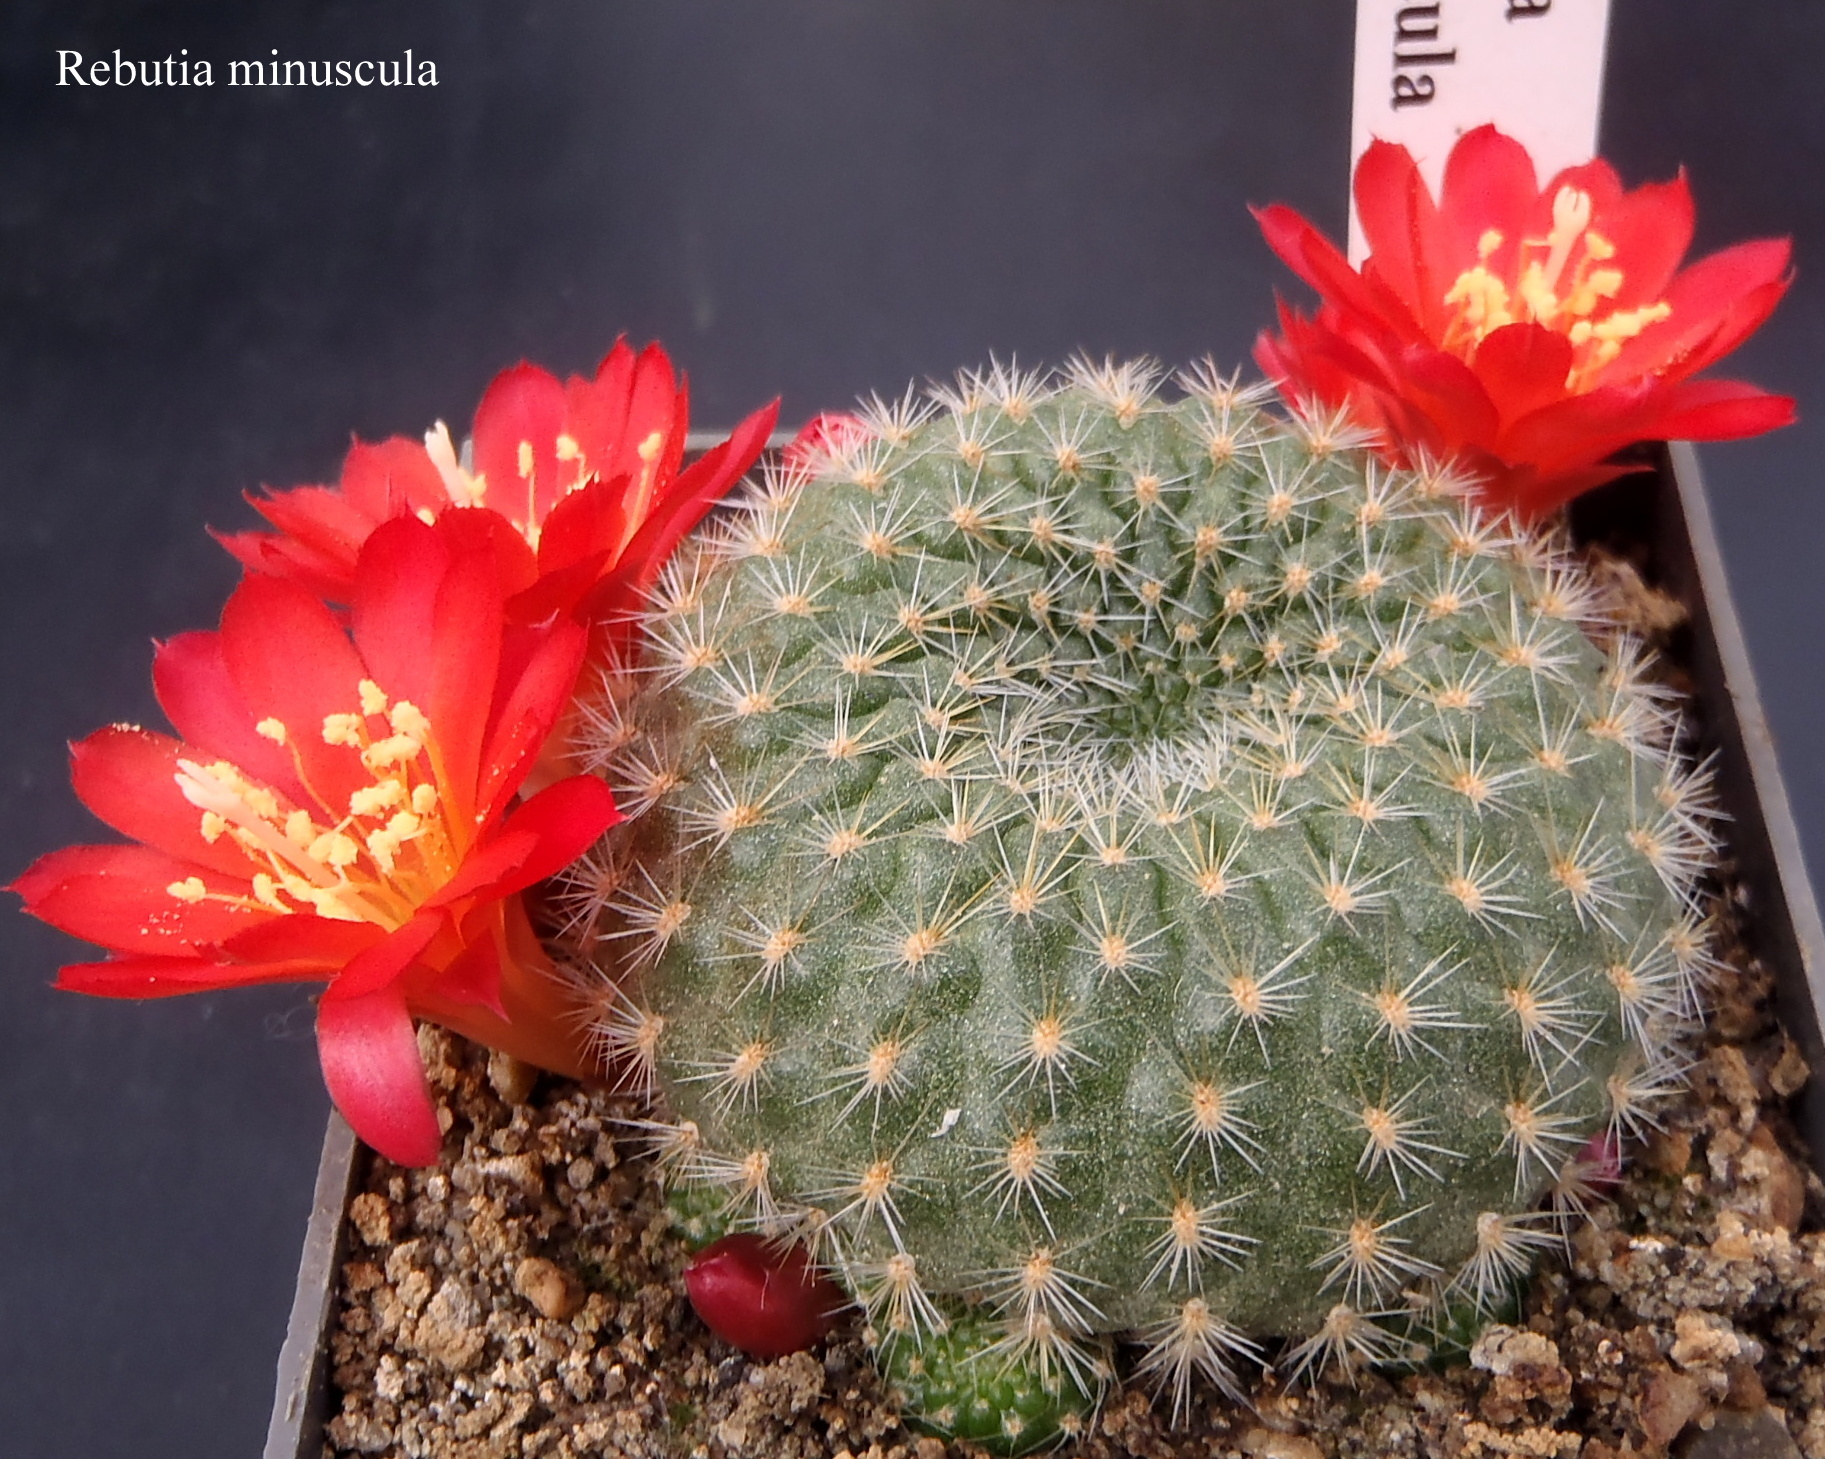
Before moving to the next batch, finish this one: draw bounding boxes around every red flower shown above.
[218,340,777,651]
[1254,125,1794,519]
[12,515,621,1166]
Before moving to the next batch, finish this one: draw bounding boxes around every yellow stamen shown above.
[1440,183,1673,395]
[349,782,405,818]
[322,713,364,748]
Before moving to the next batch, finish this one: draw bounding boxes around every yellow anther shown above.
[284,809,316,847]
[1445,265,1516,337]
[199,811,228,844]
[388,701,430,741]
[239,779,281,821]
[365,827,403,875]
[410,784,438,815]
[255,717,288,744]
[358,680,388,715]
[516,440,535,480]
[349,782,404,818]
[322,713,364,747]
[166,876,208,903]
[637,430,666,465]
[1515,261,1559,324]
[554,433,581,462]
[362,734,422,771]
[1477,228,1504,260]
[308,830,361,868]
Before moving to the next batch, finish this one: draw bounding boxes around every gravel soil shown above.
[321,892,1825,1459]
[324,555,1825,1459]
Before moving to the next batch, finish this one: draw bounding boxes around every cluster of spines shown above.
[552,360,1720,1416]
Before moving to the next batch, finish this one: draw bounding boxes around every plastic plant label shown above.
[1348,0,1613,261]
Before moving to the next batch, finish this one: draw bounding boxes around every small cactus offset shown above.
[558,359,1716,1444]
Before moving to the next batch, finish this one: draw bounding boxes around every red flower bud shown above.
[683,1234,844,1358]
[1571,1129,1625,1195]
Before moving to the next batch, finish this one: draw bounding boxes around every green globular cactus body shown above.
[566,360,1712,1425]
[880,1304,1100,1454]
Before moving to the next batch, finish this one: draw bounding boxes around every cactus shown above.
[557,358,1714,1441]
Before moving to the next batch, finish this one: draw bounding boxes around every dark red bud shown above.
[1572,1130,1625,1194]
[780,412,871,478]
[683,1234,844,1358]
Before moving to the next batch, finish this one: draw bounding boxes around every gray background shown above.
[2,3,1819,1454]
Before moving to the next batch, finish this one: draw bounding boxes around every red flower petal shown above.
[337,436,448,524]
[323,909,446,1003]
[424,532,507,828]
[67,725,252,877]
[1256,202,1416,340]
[15,843,269,953]
[219,574,370,816]
[468,775,620,902]
[213,485,368,602]
[1355,135,1450,336]
[1493,379,1661,478]
[684,1236,844,1358]
[1614,238,1794,383]
[1647,378,1798,441]
[472,363,568,533]
[1436,124,1540,278]
[56,953,301,998]
[1473,322,1578,425]
[349,512,450,713]
[215,915,387,969]
[245,484,371,573]
[422,922,507,1018]
[1386,341,1502,452]
[569,341,687,530]
[475,619,588,820]
[1592,171,1695,309]
[316,984,444,1167]
[590,398,778,631]
[535,473,634,579]
[433,504,540,600]
[152,632,306,803]
[422,829,538,911]
[1535,156,1627,235]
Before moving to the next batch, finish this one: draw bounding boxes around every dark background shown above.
[2,3,1819,1455]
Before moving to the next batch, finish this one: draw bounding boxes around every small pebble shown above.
[514,1256,584,1321]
